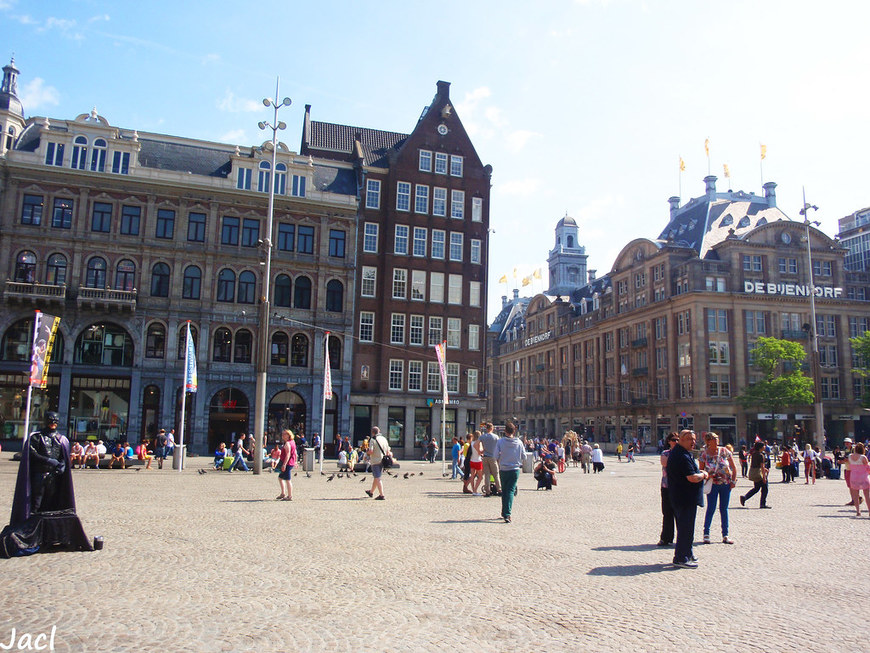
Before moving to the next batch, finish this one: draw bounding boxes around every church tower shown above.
[547,214,587,295]
[0,58,25,156]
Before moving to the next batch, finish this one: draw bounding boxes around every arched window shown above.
[234,329,253,363]
[719,214,733,227]
[14,250,36,283]
[238,270,256,304]
[291,333,308,367]
[114,259,136,291]
[46,253,67,285]
[74,323,134,366]
[145,323,166,359]
[275,163,287,195]
[567,235,574,248]
[182,265,201,299]
[737,216,751,228]
[1,318,65,363]
[71,135,88,170]
[274,274,292,307]
[271,332,289,365]
[213,327,232,362]
[5,126,14,151]
[177,324,198,360]
[325,279,343,311]
[257,160,271,193]
[85,257,107,288]
[294,276,312,309]
[328,336,341,370]
[757,217,768,226]
[90,138,107,172]
[150,262,170,297]
[217,269,235,302]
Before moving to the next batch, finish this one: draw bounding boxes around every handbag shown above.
[374,436,393,469]
[748,466,762,483]
[703,478,713,494]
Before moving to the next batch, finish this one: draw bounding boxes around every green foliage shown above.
[851,331,870,406]
[738,337,815,414]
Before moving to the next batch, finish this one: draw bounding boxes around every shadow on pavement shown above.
[591,544,662,552]
[587,564,679,576]
[431,518,506,524]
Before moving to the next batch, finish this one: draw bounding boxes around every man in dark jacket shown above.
[665,429,708,568]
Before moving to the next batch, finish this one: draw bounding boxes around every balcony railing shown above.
[631,337,648,348]
[632,367,649,377]
[4,280,67,303]
[76,287,137,311]
[781,329,808,339]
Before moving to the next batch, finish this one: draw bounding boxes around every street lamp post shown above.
[799,191,825,454]
[252,80,291,475]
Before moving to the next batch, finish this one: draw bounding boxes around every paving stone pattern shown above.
[0,455,865,652]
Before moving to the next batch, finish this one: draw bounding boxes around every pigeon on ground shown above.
[327,474,335,482]
[306,472,311,478]
[359,476,366,483]
[403,472,409,479]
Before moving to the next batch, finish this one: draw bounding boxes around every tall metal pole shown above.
[253,79,291,474]
[800,190,825,454]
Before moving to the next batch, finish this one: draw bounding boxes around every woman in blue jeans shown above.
[698,432,738,544]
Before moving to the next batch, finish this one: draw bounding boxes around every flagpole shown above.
[177,321,191,472]
[319,332,330,475]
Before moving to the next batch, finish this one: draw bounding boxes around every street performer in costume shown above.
[1,412,93,557]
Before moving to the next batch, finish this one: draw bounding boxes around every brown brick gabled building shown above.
[302,81,492,455]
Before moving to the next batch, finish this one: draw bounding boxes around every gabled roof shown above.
[302,112,408,168]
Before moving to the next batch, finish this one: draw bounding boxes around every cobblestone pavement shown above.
[0,454,866,652]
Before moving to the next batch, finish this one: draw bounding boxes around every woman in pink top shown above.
[844,442,870,517]
[276,429,297,501]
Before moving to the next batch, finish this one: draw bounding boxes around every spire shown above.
[0,57,23,116]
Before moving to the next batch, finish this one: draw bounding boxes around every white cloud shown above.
[216,90,262,113]
[20,78,60,111]
[88,14,110,23]
[41,16,76,32]
[218,129,247,145]
[15,14,36,25]
[495,178,543,197]
[201,53,220,65]
[505,129,540,153]
[484,106,508,128]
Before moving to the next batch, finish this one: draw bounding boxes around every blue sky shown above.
[4,0,870,321]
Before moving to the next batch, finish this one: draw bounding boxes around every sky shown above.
[3,0,870,322]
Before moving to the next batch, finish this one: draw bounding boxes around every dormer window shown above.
[236,166,251,190]
[90,138,107,172]
[71,136,88,170]
[112,151,130,175]
[45,142,65,166]
[291,174,306,198]
[6,126,14,150]
[275,163,286,194]
[737,216,751,228]
[720,214,733,227]
[257,160,271,193]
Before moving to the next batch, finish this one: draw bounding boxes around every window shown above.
[446,362,459,393]
[274,164,286,195]
[114,259,136,291]
[654,317,667,340]
[257,161,271,193]
[408,361,423,391]
[14,251,36,283]
[707,309,727,332]
[679,374,693,399]
[431,230,445,259]
[816,314,837,338]
[397,182,411,211]
[778,257,798,274]
[363,223,378,253]
[411,270,426,301]
[182,266,201,299]
[448,274,462,304]
[45,142,64,166]
[705,276,726,292]
[413,227,427,257]
[21,195,43,225]
[326,280,343,311]
[819,344,838,368]
[391,314,405,344]
[359,312,374,342]
[409,315,424,345]
[187,212,206,242]
[234,329,253,363]
[450,155,464,177]
[392,269,407,299]
[361,267,377,298]
[433,187,447,217]
[236,271,255,304]
[145,323,166,359]
[176,324,198,360]
[236,167,251,190]
[221,217,239,245]
[85,257,107,289]
[365,179,381,209]
[90,138,107,172]
[91,202,112,233]
[709,374,731,398]
[430,272,444,303]
[388,360,404,391]
[419,150,432,172]
[328,230,346,258]
[435,152,448,174]
[155,208,175,239]
[46,254,67,285]
[470,239,481,264]
[241,218,260,247]
[469,281,481,307]
[291,175,306,197]
[111,151,130,175]
[274,274,292,307]
[277,223,295,251]
[742,255,762,272]
[447,318,461,348]
[271,332,289,365]
[294,276,312,308]
[71,136,87,170]
[291,334,309,367]
[394,225,409,255]
[428,316,443,346]
[821,376,840,400]
[213,328,232,362]
[709,341,730,365]
[150,263,170,297]
[745,310,766,335]
[52,198,73,229]
[813,260,833,277]
[450,190,465,219]
[468,324,480,351]
[678,343,691,367]
[415,184,429,214]
[449,232,463,261]
[217,269,235,302]
[297,226,314,254]
[467,368,478,395]
[655,346,667,370]
[428,362,442,393]
[120,206,140,235]
[472,197,483,222]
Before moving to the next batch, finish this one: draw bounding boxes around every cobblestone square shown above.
[0,454,865,652]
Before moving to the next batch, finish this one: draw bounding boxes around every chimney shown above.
[668,196,681,219]
[704,175,718,200]
[436,80,450,99]
[513,289,519,301]
[763,181,777,207]
[502,295,507,307]
[588,269,597,283]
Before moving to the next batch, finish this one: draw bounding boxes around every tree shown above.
[737,337,815,437]
[849,331,870,406]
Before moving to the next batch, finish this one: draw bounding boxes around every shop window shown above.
[74,323,134,366]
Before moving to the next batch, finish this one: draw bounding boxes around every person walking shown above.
[699,432,737,544]
[591,444,604,473]
[276,429,296,501]
[581,440,592,474]
[740,441,771,509]
[801,444,817,485]
[666,429,708,568]
[738,445,748,478]
[843,442,870,516]
[365,427,390,500]
[467,432,484,495]
[657,432,678,547]
[450,436,462,480]
[228,434,250,472]
[479,423,501,497]
[494,422,524,523]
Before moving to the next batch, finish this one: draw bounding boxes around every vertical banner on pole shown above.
[434,341,448,475]
[178,321,197,471]
[320,332,332,473]
[25,311,60,441]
